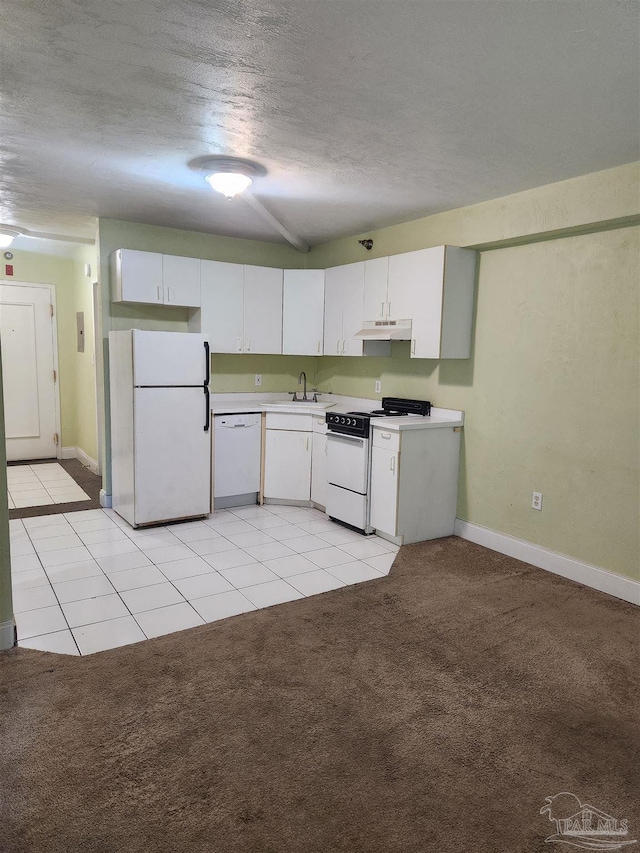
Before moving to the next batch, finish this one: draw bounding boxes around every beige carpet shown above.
[1,537,638,853]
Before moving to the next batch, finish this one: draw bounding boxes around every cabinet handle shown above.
[336,340,340,354]
[380,432,391,440]
[390,455,396,473]
[317,340,321,354]
[237,337,243,352]
[305,436,309,451]
[411,339,416,355]
[342,339,346,354]
[380,301,384,318]
[157,286,162,302]
[387,302,391,318]
[167,287,172,302]
[246,337,251,351]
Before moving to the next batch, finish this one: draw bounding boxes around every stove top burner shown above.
[347,410,409,417]
[327,398,431,438]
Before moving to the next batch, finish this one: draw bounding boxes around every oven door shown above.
[326,432,370,494]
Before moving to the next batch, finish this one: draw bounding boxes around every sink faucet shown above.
[298,371,308,401]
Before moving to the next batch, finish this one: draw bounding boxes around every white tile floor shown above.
[10,504,398,656]
[7,463,90,508]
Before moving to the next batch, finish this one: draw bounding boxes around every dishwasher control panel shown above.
[214,413,261,429]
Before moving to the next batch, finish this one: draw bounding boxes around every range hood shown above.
[354,319,412,341]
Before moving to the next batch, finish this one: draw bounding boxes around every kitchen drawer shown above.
[372,427,401,452]
[265,413,313,432]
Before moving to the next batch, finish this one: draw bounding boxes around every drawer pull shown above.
[380,432,392,439]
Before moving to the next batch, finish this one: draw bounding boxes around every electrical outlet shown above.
[532,491,543,511]
[254,374,262,387]
[375,380,382,394]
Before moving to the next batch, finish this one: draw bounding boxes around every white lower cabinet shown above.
[310,416,328,509]
[369,443,399,537]
[369,425,461,544]
[263,413,312,502]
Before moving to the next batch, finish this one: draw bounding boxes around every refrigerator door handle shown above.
[204,386,210,432]
[204,341,210,386]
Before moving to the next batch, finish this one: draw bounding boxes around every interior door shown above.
[0,283,57,460]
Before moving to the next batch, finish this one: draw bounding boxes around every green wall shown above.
[0,247,98,461]
[310,163,640,581]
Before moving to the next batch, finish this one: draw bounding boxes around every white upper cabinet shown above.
[243,265,283,355]
[111,249,164,305]
[196,262,282,354]
[162,254,201,308]
[323,262,365,357]
[199,261,244,353]
[114,244,475,360]
[282,269,325,355]
[387,245,477,358]
[111,249,201,307]
[363,256,389,321]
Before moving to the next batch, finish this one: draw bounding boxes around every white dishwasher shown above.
[213,413,262,508]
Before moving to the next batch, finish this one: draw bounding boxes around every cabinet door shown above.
[323,265,345,356]
[340,261,365,357]
[200,260,244,353]
[363,257,389,321]
[114,249,163,304]
[264,430,312,501]
[389,247,445,358]
[370,445,399,536]
[243,265,283,354]
[163,255,201,307]
[310,431,327,508]
[283,269,325,355]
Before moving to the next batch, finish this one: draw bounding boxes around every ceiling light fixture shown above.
[187,155,309,253]
[205,171,253,199]
[0,228,20,248]
[196,156,266,200]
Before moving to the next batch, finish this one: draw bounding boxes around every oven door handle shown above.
[327,432,367,445]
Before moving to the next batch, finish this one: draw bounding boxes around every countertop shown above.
[210,393,463,430]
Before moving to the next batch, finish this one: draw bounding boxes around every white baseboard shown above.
[0,619,16,651]
[61,446,99,474]
[454,519,639,606]
[99,489,112,509]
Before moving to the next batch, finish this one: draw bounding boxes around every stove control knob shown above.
[348,418,354,425]
[340,417,346,424]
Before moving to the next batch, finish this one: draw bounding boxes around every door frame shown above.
[92,281,103,477]
[1,280,62,461]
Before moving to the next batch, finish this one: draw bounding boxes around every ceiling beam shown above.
[242,193,309,254]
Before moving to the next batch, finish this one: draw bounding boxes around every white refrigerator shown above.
[109,330,211,527]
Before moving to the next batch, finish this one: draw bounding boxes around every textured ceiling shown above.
[1,0,638,248]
